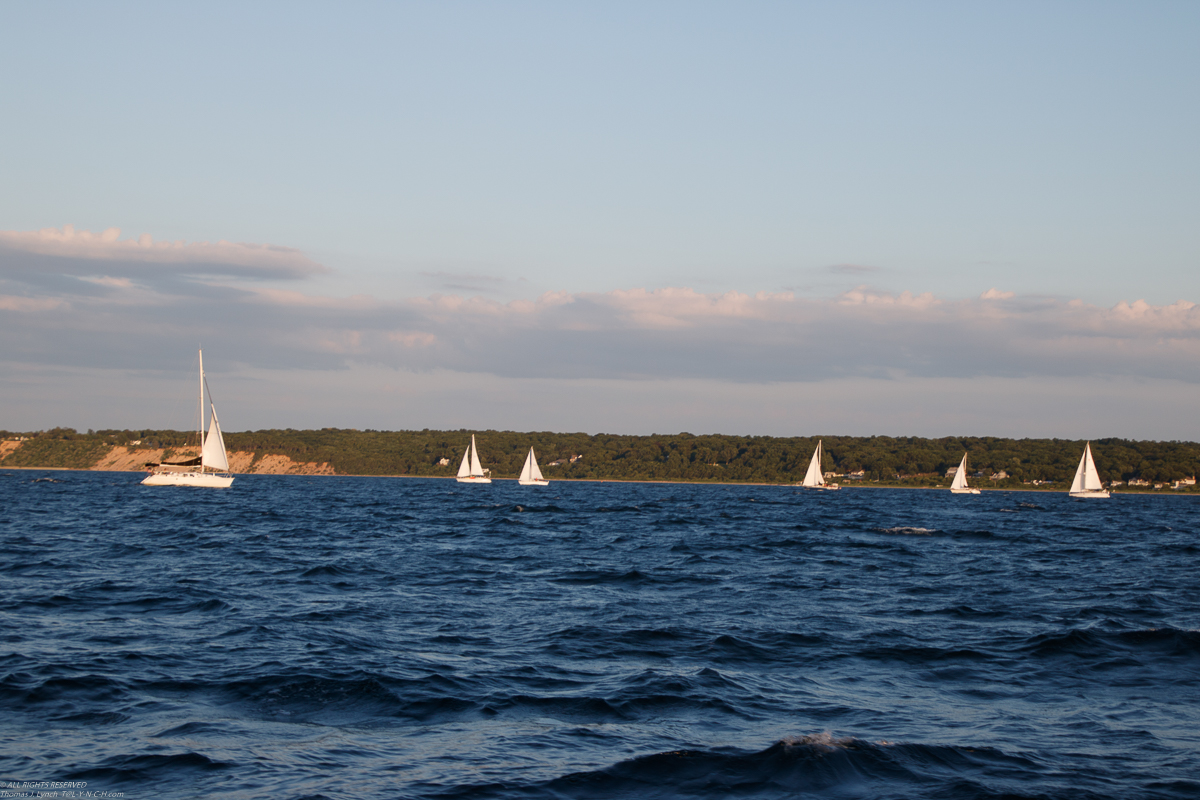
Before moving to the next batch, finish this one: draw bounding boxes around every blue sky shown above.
[2,2,1198,438]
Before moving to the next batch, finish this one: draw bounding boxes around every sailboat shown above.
[456,435,492,483]
[949,452,980,494]
[799,440,839,490]
[1069,442,1110,499]
[518,447,549,486]
[141,350,234,488]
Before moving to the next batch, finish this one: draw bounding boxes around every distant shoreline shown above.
[3,465,1192,496]
[4,429,1196,491]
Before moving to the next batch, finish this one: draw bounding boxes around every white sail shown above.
[469,435,484,476]
[950,453,969,490]
[1070,442,1105,494]
[948,451,979,494]
[1081,443,1103,491]
[1068,442,1109,498]
[200,405,229,471]
[457,447,472,478]
[1069,452,1085,494]
[802,441,825,488]
[519,447,548,485]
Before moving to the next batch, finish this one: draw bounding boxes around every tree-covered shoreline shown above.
[3,427,1198,491]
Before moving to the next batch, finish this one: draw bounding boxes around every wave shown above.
[509,504,569,514]
[875,526,939,536]
[425,735,1069,800]
[63,752,234,785]
[1024,627,1200,659]
[551,568,660,586]
[0,672,131,707]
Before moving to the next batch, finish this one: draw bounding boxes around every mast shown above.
[198,348,205,474]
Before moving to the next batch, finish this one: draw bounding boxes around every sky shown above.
[2,1,1198,439]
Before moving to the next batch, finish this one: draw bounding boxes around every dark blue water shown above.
[2,472,1198,799]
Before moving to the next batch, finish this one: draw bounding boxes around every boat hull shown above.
[1069,490,1110,499]
[950,488,981,494]
[800,484,839,491]
[518,479,550,486]
[141,471,234,488]
[456,476,492,484]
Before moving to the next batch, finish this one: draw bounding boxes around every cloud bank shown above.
[2,226,1198,387]
[0,224,325,281]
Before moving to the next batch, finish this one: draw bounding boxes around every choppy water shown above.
[1,472,1198,799]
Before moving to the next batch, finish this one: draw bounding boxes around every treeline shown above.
[3,427,1199,489]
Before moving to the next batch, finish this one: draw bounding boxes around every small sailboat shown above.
[142,350,234,488]
[518,447,549,486]
[949,452,980,494]
[456,435,492,484]
[799,440,839,490]
[1069,442,1109,499]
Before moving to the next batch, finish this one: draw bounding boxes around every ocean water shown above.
[1,472,1198,800]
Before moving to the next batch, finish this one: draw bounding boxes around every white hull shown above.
[950,487,980,495]
[142,471,234,488]
[456,476,492,484]
[800,483,839,491]
[518,479,550,486]
[1070,490,1110,499]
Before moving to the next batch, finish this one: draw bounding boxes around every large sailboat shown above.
[1069,442,1110,499]
[141,350,234,488]
[518,447,549,486]
[799,440,839,490]
[456,435,492,483]
[949,452,980,494]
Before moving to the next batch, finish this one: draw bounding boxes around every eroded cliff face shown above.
[229,452,336,475]
[94,447,167,471]
[2,442,336,476]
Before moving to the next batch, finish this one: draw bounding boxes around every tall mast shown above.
[198,348,205,473]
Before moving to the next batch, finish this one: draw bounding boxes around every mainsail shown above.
[519,448,546,484]
[802,441,825,488]
[469,435,484,477]
[1070,442,1104,494]
[950,453,969,490]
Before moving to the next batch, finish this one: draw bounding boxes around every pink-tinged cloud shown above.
[837,286,940,309]
[0,295,67,312]
[0,224,326,279]
[2,245,1198,386]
